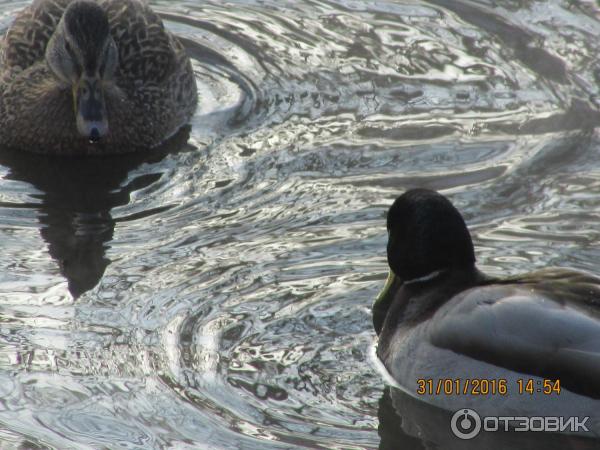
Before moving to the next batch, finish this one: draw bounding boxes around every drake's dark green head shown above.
[373,189,476,335]
[386,189,475,281]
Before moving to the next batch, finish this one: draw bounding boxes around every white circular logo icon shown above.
[451,408,481,440]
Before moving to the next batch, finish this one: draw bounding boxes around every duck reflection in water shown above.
[0,128,192,298]
[377,386,598,450]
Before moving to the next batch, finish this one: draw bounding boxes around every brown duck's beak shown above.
[74,75,108,143]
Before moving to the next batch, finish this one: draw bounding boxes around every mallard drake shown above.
[374,189,600,429]
[0,0,197,155]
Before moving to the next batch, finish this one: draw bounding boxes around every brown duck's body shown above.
[0,0,198,155]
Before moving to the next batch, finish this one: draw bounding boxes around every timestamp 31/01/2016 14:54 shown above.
[416,378,562,396]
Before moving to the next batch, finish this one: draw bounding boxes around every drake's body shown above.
[375,189,600,434]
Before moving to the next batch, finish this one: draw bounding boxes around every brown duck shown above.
[0,0,198,155]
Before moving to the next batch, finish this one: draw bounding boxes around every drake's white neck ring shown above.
[403,269,444,285]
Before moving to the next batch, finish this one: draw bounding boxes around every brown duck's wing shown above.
[101,0,180,86]
[429,276,600,398]
[1,0,71,71]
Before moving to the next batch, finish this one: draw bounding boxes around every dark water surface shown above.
[1,0,600,448]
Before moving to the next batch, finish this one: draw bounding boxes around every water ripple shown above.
[0,0,600,448]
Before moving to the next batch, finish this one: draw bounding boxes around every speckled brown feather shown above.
[0,0,197,155]
[1,0,69,72]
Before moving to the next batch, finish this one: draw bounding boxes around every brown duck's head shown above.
[45,0,118,143]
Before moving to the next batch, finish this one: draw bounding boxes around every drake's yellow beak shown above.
[374,270,396,308]
[373,270,401,335]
